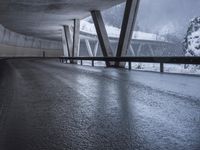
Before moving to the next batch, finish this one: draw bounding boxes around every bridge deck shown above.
[0,59,199,150]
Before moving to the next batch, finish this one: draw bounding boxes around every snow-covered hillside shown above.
[184,17,200,56]
[80,20,165,41]
[80,19,200,75]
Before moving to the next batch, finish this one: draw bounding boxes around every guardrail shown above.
[59,56,200,73]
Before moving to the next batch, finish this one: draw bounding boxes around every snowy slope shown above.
[80,20,165,41]
[185,29,200,56]
[184,17,200,56]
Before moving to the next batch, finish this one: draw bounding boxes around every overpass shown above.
[0,0,200,150]
[0,24,181,57]
[79,31,182,57]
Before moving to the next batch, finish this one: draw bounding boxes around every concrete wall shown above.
[0,44,63,57]
[0,24,63,57]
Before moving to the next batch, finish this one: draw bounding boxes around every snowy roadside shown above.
[77,61,200,75]
[127,63,200,75]
[79,20,200,75]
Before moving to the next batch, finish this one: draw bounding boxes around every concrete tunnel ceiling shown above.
[0,0,125,41]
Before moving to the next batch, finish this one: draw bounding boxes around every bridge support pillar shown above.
[62,20,80,64]
[62,26,70,57]
[91,10,114,67]
[115,0,140,67]
[63,25,73,57]
[72,19,80,64]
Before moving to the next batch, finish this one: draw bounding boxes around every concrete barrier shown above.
[0,44,63,57]
[0,24,63,57]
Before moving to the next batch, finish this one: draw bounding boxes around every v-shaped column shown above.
[116,0,140,67]
[91,10,114,67]
[72,19,80,59]
[62,19,80,63]
[63,25,73,57]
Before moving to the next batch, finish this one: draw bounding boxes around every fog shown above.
[102,0,200,38]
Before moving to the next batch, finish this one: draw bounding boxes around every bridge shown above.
[0,24,181,57]
[79,31,182,57]
[0,0,200,150]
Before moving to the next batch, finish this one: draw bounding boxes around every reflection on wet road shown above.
[0,59,199,150]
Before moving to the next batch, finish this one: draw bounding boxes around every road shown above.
[0,59,199,150]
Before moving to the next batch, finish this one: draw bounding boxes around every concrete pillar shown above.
[77,38,81,57]
[91,10,113,67]
[116,0,140,67]
[63,25,73,57]
[72,19,80,60]
[62,27,69,56]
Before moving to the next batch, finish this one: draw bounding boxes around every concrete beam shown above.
[85,39,94,57]
[130,44,136,56]
[94,41,99,57]
[148,44,155,56]
[91,10,113,66]
[137,44,143,56]
[116,0,140,67]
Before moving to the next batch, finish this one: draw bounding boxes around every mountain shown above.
[183,17,200,56]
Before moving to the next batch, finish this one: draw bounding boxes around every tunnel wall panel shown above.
[0,24,63,57]
[0,44,63,57]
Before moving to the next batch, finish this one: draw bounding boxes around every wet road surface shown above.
[0,59,200,150]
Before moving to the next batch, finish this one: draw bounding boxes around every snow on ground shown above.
[80,20,200,75]
[76,60,200,75]
[80,20,166,41]
[126,63,200,75]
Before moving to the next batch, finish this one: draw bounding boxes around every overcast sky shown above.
[136,0,200,37]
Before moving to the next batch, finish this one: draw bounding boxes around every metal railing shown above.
[59,56,200,73]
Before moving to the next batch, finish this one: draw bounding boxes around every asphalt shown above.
[0,59,199,150]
